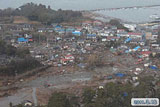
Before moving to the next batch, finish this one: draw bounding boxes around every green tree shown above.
[86,54,104,68]
[48,92,72,107]
[82,88,96,105]
[109,19,129,32]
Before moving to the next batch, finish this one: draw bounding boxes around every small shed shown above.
[115,73,125,78]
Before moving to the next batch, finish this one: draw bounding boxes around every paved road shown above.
[0,88,32,107]
[32,87,37,106]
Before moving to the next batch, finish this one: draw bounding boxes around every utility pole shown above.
[47,38,49,48]
[39,34,40,44]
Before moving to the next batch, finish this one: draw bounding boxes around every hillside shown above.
[0,3,83,25]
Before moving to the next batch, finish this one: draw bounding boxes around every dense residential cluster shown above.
[0,17,160,74]
[1,19,160,66]
[0,5,160,106]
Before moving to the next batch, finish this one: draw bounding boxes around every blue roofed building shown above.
[133,46,141,51]
[115,73,126,78]
[18,38,28,43]
[87,34,96,39]
[54,25,64,34]
[54,25,62,29]
[124,38,132,43]
[72,31,81,36]
[149,65,158,70]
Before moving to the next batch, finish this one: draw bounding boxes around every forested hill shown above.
[0,3,83,24]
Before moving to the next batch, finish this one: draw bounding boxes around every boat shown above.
[150,14,160,19]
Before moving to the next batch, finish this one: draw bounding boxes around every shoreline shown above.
[85,11,154,25]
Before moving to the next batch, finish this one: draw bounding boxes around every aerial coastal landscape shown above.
[0,0,160,107]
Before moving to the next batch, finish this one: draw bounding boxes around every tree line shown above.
[108,19,129,32]
[0,3,83,24]
[0,57,41,76]
[0,39,30,57]
[0,39,41,76]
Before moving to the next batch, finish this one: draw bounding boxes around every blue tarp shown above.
[115,73,125,77]
[123,92,128,97]
[72,31,81,36]
[149,65,158,70]
[18,38,28,42]
[54,25,62,29]
[125,38,132,43]
[133,46,141,51]
[54,26,63,32]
